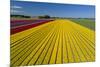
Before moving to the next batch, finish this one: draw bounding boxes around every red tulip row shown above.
[11,20,35,23]
[11,19,54,35]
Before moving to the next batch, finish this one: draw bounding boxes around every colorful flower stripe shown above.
[11,20,54,35]
[11,20,53,28]
[11,19,95,66]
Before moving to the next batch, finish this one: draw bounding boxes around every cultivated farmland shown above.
[11,19,95,66]
[70,19,95,30]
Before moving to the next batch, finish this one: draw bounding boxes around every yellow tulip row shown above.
[10,19,95,67]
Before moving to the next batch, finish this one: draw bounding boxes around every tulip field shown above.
[10,19,95,66]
